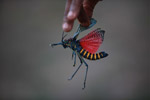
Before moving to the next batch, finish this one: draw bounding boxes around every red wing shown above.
[79,28,105,53]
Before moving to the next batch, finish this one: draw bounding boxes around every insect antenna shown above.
[50,31,66,47]
[61,31,67,43]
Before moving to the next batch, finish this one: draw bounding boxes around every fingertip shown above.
[62,23,72,32]
[67,11,77,20]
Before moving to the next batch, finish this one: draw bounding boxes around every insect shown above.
[50,18,108,89]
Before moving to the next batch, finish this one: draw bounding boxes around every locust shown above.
[50,18,108,89]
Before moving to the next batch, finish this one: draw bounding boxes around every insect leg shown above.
[68,61,82,80]
[73,52,76,67]
[73,18,97,40]
[77,52,88,89]
[68,52,83,80]
[79,18,97,32]
[50,42,62,48]
[81,58,88,90]
[72,51,74,60]
[72,51,76,67]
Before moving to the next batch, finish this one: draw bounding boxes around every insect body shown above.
[50,18,108,89]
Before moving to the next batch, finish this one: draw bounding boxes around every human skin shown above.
[62,0,101,32]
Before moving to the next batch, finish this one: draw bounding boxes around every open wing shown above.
[79,28,105,53]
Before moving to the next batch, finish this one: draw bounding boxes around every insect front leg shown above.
[72,51,76,67]
[50,42,62,48]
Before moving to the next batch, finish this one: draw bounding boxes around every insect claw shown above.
[68,78,72,81]
[49,44,53,47]
[82,87,85,90]
[82,82,86,90]
[49,43,51,46]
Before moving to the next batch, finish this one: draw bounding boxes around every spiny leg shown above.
[50,42,62,48]
[79,18,97,32]
[72,51,76,67]
[68,63,82,80]
[81,58,88,90]
[73,18,97,40]
[68,55,83,80]
[77,52,88,89]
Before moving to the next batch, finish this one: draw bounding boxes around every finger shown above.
[67,0,83,20]
[77,5,90,27]
[62,0,73,32]
[64,0,72,17]
[83,0,101,18]
[62,20,74,32]
[78,0,101,27]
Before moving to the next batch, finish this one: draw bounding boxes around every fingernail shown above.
[63,23,69,30]
[67,11,75,19]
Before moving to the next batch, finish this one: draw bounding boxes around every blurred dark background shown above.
[0,0,149,100]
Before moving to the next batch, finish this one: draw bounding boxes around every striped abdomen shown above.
[79,48,108,60]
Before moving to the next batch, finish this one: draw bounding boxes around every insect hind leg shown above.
[77,52,89,89]
[68,52,84,80]
[79,57,88,90]
[79,18,97,32]
[73,18,97,39]
[68,62,83,80]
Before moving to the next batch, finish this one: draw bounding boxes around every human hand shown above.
[62,0,101,32]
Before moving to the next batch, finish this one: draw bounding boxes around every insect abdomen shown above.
[79,48,108,60]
